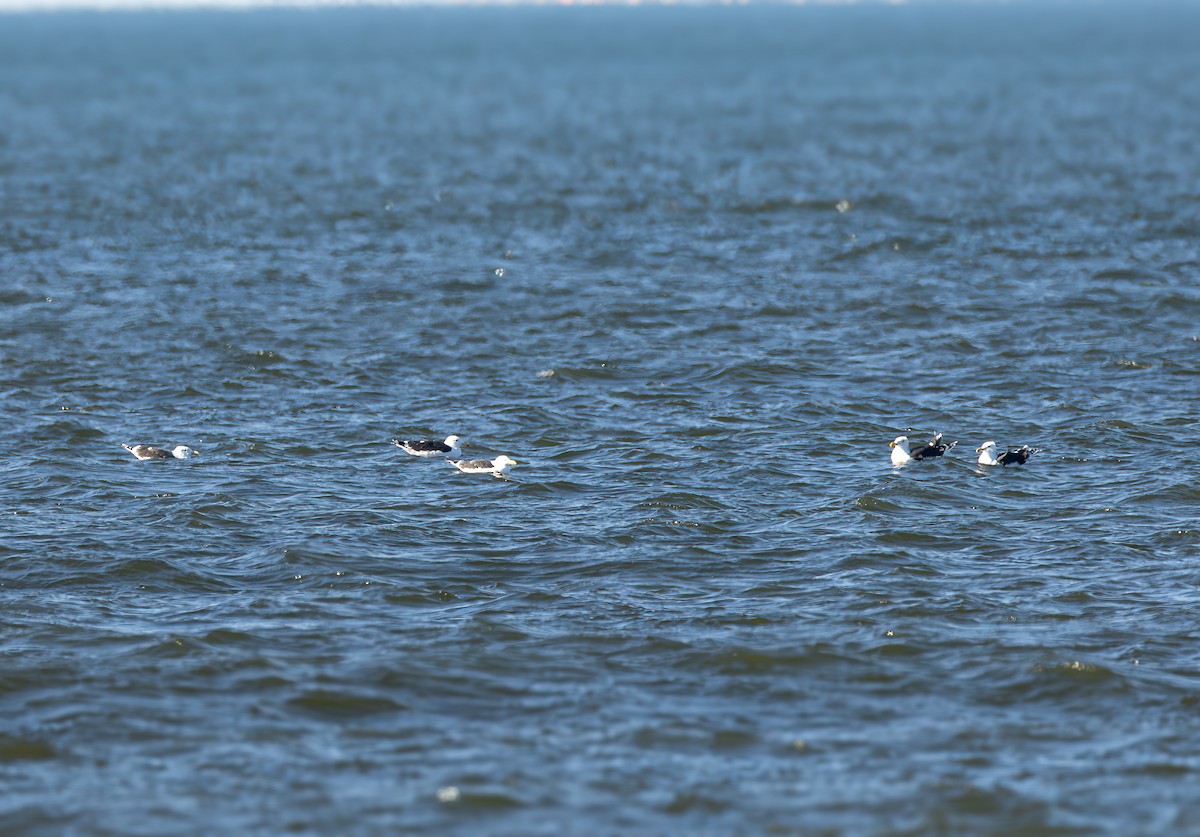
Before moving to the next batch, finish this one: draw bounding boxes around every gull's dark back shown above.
[998,446,1032,466]
[910,433,956,460]
[406,439,450,452]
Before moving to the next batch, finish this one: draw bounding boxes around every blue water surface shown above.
[2,4,1200,834]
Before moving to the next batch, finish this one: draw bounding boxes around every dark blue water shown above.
[2,5,1200,834]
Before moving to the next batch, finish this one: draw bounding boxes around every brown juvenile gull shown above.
[122,444,198,461]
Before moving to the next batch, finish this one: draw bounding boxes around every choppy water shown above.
[2,4,1200,834]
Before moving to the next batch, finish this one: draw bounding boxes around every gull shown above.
[449,455,517,478]
[889,432,956,467]
[122,444,198,461]
[976,441,1039,467]
[391,435,463,458]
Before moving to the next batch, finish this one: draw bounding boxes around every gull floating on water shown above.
[391,435,462,458]
[976,441,1038,467]
[889,432,956,467]
[449,455,517,477]
[122,444,198,461]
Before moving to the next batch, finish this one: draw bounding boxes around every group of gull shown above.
[123,432,1031,473]
[888,433,1038,468]
[389,434,517,477]
[121,435,518,477]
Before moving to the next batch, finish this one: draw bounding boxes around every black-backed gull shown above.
[122,444,198,461]
[889,432,956,467]
[976,441,1038,467]
[392,435,462,458]
[449,455,517,477]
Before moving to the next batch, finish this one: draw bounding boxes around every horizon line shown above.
[15,0,1025,14]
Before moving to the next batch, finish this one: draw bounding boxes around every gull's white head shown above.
[889,436,909,451]
[975,440,998,466]
[889,435,911,467]
[171,445,198,459]
[493,455,517,468]
[444,435,462,447]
